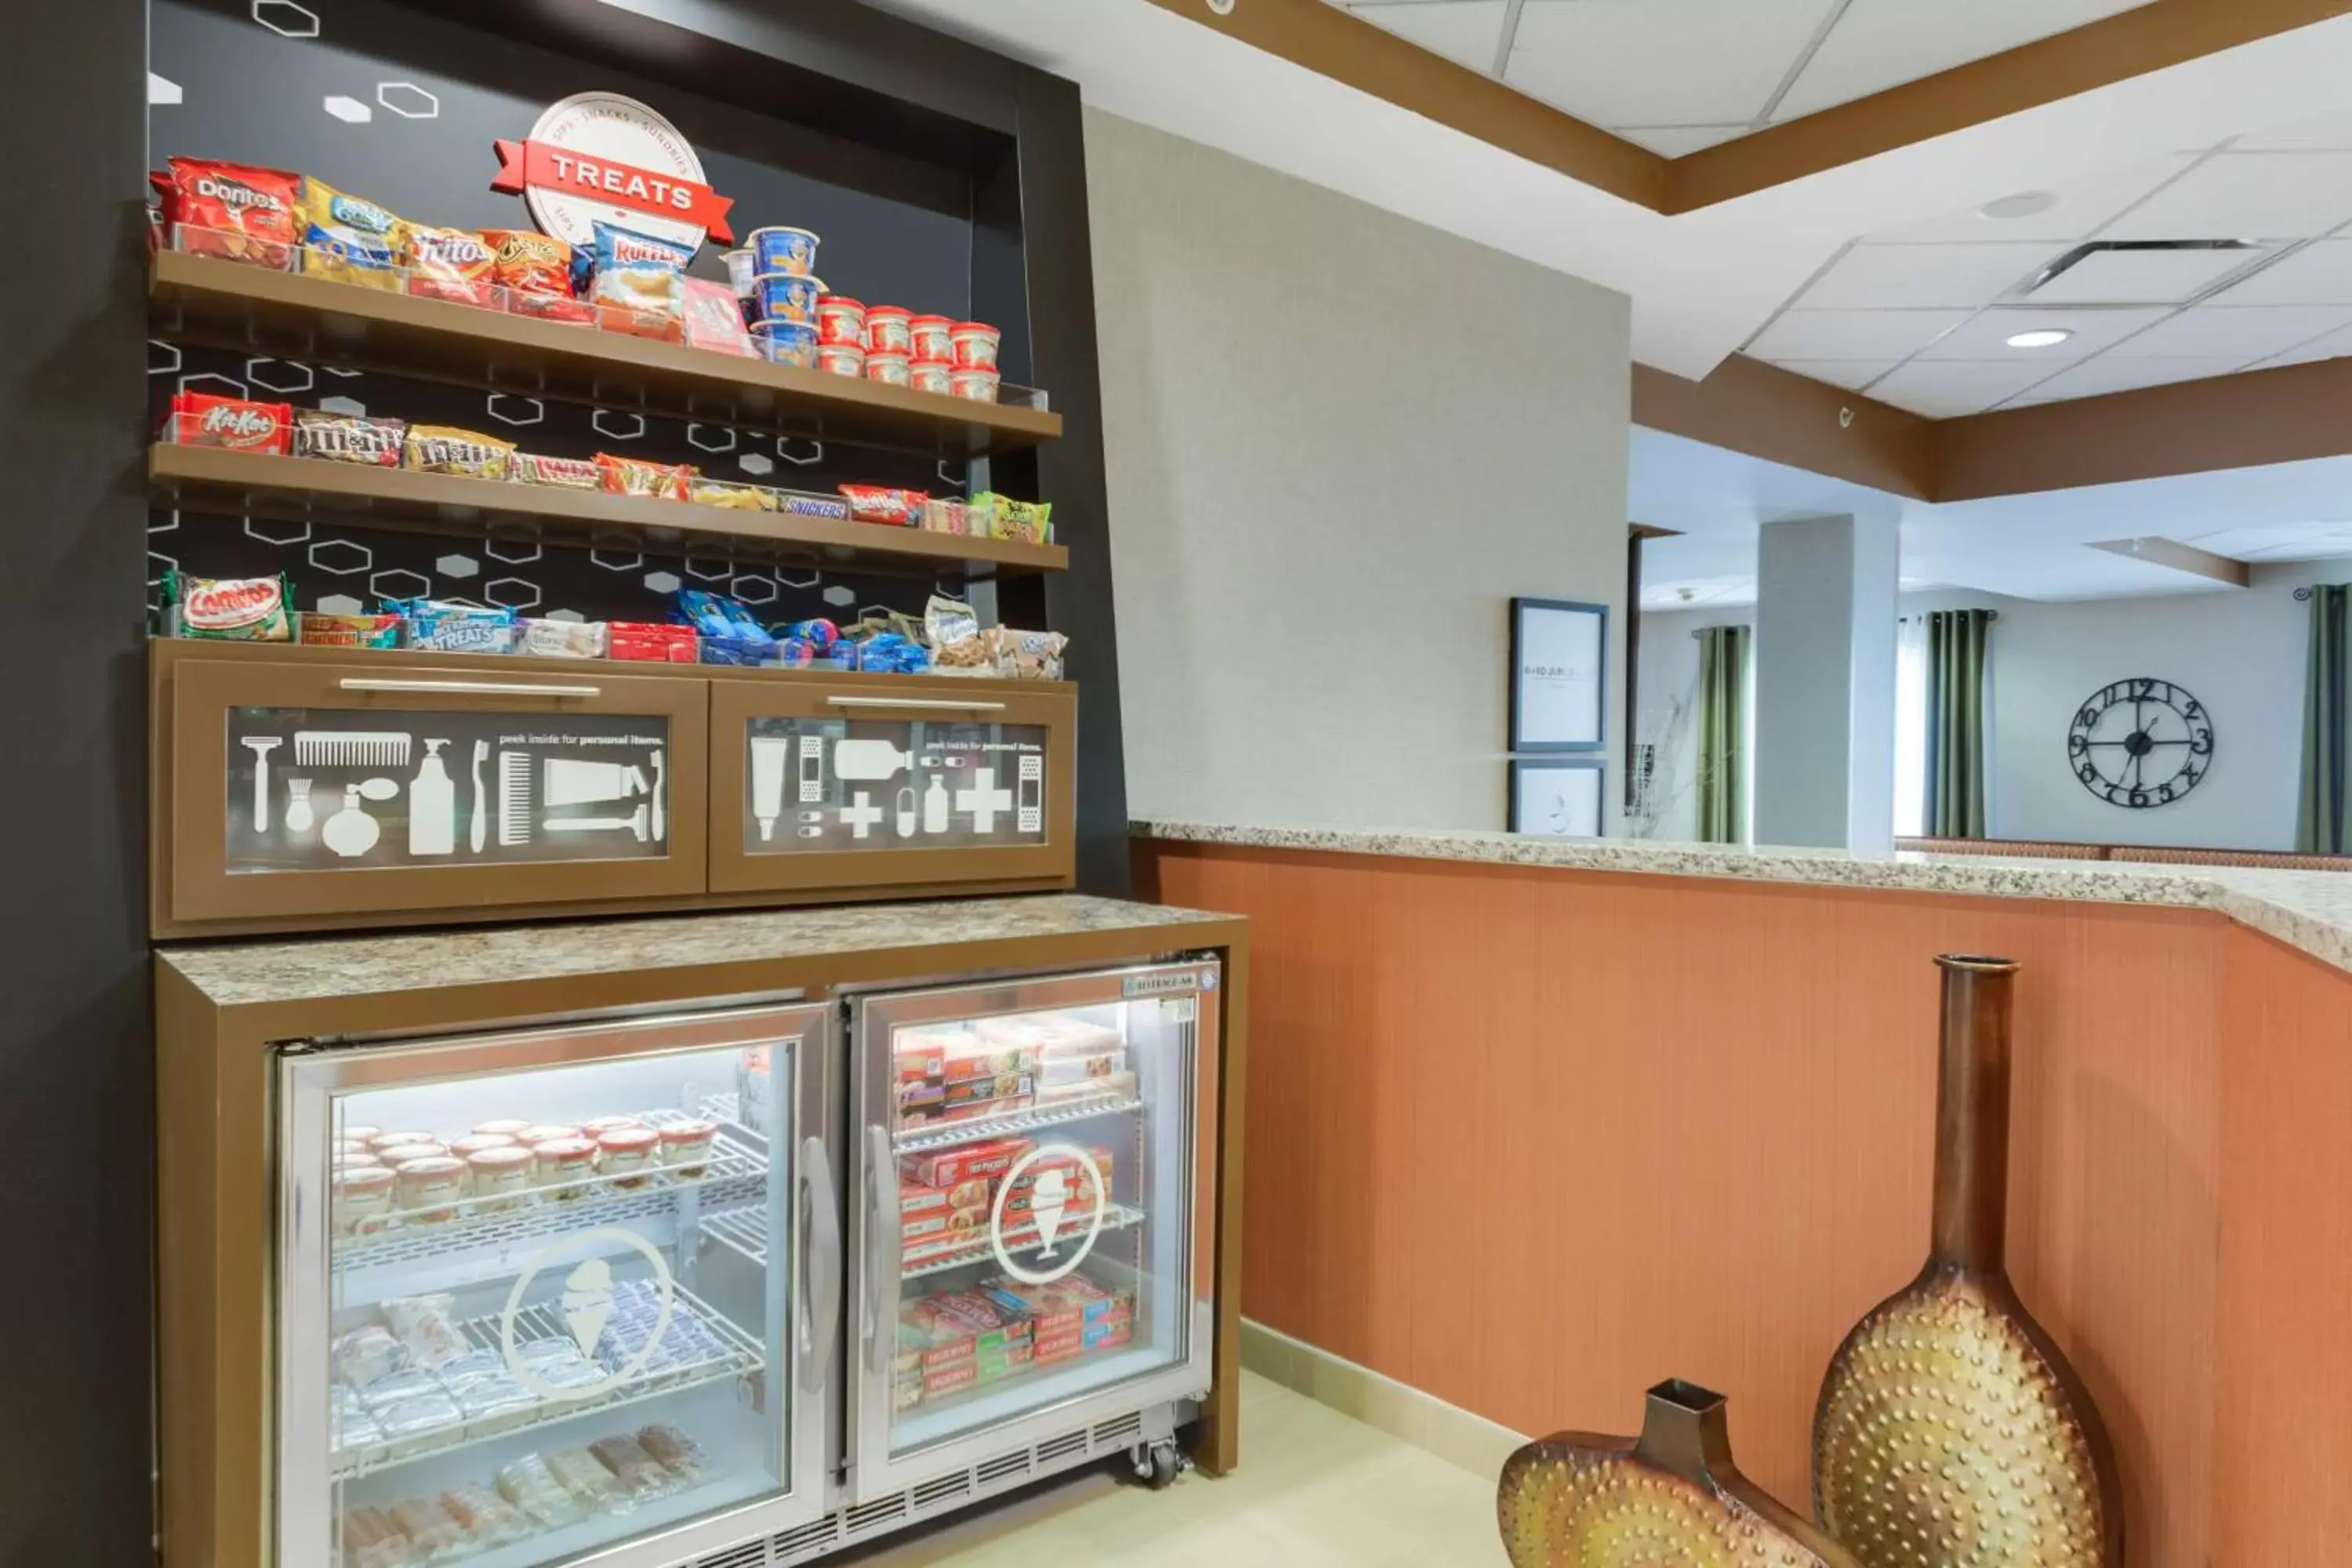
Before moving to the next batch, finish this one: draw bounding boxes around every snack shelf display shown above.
[151,248,1062,459]
[151,443,1069,579]
[332,1284,764,1481]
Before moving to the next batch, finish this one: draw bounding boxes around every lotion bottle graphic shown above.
[408,739,456,856]
[923,775,951,833]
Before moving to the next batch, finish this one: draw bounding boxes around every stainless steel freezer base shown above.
[659,1399,1192,1567]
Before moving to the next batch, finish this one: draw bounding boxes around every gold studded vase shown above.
[1499,1378,1864,1568]
[1812,955,2122,1567]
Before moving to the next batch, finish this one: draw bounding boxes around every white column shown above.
[1753,514,1900,851]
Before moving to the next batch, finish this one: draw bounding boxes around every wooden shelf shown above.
[150,444,1068,579]
[149,250,1062,459]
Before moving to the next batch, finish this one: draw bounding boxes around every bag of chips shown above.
[297,177,405,289]
[151,158,302,268]
[403,424,515,480]
[581,222,692,343]
[483,229,573,297]
[403,225,497,307]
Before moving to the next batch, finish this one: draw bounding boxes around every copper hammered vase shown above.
[1499,1379,1864,1568]
[1811,956,2122,1566]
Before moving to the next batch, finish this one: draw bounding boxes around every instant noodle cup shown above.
[753,320,819,369]
[909,361,952,396]
[950,321,1002,371]
[749,226,820,277]
[815,296,866,347]
[816,343,865,378]
[865,306,913,356]
[949,368,1001,404]
[866,352,911,388]
[908,314,954,364]
[751,273,822,326]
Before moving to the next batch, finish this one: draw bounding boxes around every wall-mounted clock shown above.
[2067,677,2213,809]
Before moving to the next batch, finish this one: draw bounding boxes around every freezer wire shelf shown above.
[332,1283,764,1480]
[894,1091,1147,1154]
[902,1203,1147,1279]
[336,1119,764,1270]
[700,1205,770,1269]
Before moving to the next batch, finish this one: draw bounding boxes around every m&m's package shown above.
[150,158,303,268]
[296,177,405,290]
[402,425,515,480]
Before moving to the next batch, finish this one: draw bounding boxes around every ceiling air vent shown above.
[2016,240,2269,307]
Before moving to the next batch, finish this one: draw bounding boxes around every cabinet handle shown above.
[826,695,1007,713]
[864,1123,897,1376]
[336,677,602,698]
[799,1134,842,1396]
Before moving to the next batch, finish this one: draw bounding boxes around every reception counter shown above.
[1134,822,2352,1568]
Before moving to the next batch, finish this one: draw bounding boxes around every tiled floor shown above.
[838,1372,1501,1566]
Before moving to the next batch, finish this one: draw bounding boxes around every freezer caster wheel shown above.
[1132,1439,1186,1490]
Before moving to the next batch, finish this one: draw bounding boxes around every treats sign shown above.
[491,91,735,252]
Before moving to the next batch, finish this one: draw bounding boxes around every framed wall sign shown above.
[1510,597,1607,752]
[1509,757,1604,837]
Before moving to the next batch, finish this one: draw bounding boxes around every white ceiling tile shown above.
[1773,0,2156,122]
[2025,245,2274,304]
[1867,359,2063,418]
[2243,322,2352,369]
[2179,524,2352,561]
[1748,309,1971,359]
[1795,242,2060,309]
[1505,0,1839,129]
[1610,125,1751,157]
[1761,359,1903,390]
[1913,306,2169,359]
[2023,356,2242,400]
[1341,1,1509,74]
[2230,109,2352,151]
[2101,303,2352,359]
[2103,152,2352,240]
[2208,240,2352,305]
[1865,156,2196,245]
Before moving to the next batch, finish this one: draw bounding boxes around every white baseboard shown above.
[1239,1318,1530,1483]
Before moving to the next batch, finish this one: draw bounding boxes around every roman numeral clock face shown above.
[2067,678,2214,809]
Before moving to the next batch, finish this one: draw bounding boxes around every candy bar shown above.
[688,476,775,510]
[517,617,608,659]
[608,622,699,662]
[596,452,692,501]
[403,424,515,480]
[168,390,290,453]
[840,483,927,526]
[293,407,405,466]
[509,452,599,489]
[170,572,292,641]
[775,490,852,521]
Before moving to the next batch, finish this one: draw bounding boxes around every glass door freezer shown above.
[276,1003,838,1568]
[845,961,1221,1501]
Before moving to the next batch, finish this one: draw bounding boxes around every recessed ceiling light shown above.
[2005,328,2074,349]
[1979,191,2057,220]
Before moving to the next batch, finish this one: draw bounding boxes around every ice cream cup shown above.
[865,306,913,356]
[949,368,1001,404]
[753,319,820,369]
[866,351,912,388]
[816,343,865,378]
[816,295,866,347]
[950,321,1002,371]
[909,360,953,396]
[908,314,954,363]
[751,273,824,326]
[748,226,820,278]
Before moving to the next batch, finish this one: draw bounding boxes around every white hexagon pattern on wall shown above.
[591,411,647,442]
[485,394,545,427]
[369,568,430,601]
[822,584,856,607]
[777,437,824,466]
[686,424,737,454]
[590,547,644,572]
[641,571,683,595]
[324,95,372,124]
[483,578,542,611]
[318,395,367,417]
[251,0,320,38]
[308,539,372,576]
[376,82,439,119]
[684,557,731,582]
[435,554,480,579]
[245,358,314,395]
[737,452,775,476]
[321,365,361,378]
[147,341,182,376]
[731,575,778,605]
[149,73,183,106]
[777,571,820,590]
[484,539,543,564]
[245,517,312,547]
[317,593,365,615]
[178,371,247,399]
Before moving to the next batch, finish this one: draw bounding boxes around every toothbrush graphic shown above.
[470,740,488,854]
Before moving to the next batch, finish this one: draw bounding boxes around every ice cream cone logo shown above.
[990,1142,1109,1286]
[561,1257,615,1354]
[1031,1168,1072,1257]
[498,1226,677,1401]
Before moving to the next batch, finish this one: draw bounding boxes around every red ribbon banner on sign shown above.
[491,139,738,244]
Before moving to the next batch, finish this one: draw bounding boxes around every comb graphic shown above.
[498,750,533,847]
[295,731,411,768]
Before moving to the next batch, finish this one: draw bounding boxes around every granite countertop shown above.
[1134,819,2352,975]
[162,894,1233,1008]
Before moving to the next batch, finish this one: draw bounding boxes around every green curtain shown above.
[1926,609,1991,839]
[2298,585,2352,853]
[1695,625,1748,844]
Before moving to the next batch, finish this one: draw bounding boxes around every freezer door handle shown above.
[863,1123,897,1375]
[798,1134,842,1396]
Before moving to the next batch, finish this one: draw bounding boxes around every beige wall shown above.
[1083,107,1632,831]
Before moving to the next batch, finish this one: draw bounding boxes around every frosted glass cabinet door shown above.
[276,1004,838,1568]
[846,963,1221,1502]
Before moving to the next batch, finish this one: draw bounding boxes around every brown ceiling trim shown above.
[1146,0,2352,215]
[1642,353,2352,504]
[2086,537,2253,587]
[1632,358,1936,500]
[1141,0,1663,209]
[1668,0,2352,212]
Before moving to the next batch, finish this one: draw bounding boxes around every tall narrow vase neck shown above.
[1929,956,2017,1275]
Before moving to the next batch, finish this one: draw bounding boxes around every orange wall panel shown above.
[1142,842,2226,1566]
